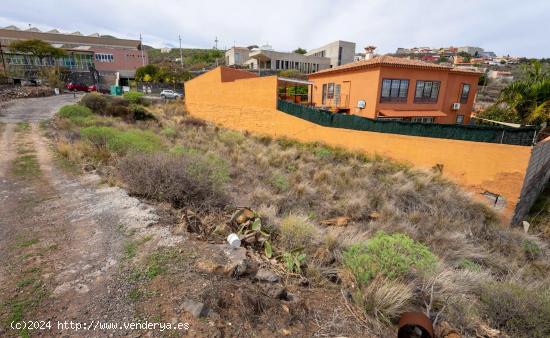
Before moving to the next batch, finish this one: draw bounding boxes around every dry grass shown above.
[278,214,319,251]
[355,276,414,325]
[50,102,550,337]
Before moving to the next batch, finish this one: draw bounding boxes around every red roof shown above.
[309,55,483,77]
[378,110,447,118]
[309,55,450,77]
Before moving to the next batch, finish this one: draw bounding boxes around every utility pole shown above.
[140,34,145,66]
[179,34,184,69]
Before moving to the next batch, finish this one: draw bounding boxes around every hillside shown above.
[30,93,550,338]
[147,48,225,70]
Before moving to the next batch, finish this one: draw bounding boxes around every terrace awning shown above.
[378,110,447,118]
[277,77,313,85]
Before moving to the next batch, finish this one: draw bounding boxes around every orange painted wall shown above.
[185,66,529,221]
[185,67,278,110]
[309,66,480,124]
[310,68,381,117]
[185,100,531,221]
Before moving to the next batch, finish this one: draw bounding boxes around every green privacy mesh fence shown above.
[277,100,536,146]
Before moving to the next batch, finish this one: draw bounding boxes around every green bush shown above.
[522,239,542,260]
[343,232,437,285]
[282,251,306,274]
[107,129,164,155]
[80,127,164,155]
[458,258,482,272]
[271,174,289,192]
[58,105,97,126]
[481,282,550,337]
[58,104,93,119]
[123,92,144,104]
[80,126,118,148]
[80,92,108,113]
[161,127,177,139]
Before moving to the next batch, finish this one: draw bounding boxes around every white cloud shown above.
[0,0,548,57]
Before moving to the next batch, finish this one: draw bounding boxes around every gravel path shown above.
[0,95,179,337]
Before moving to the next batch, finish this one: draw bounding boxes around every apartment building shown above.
[224,40,355,74]
[225,47,250,66]
[308,55,482,124]
[245,48,330,73]
[305,40,356,68]
[0,25,147,87]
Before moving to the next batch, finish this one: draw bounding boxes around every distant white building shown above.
[160,47,172,53]
[305,40,356,68]
[457,46,484,56]
[225,47,251,66]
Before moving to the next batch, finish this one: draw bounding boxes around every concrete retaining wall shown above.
[511,137,550,225]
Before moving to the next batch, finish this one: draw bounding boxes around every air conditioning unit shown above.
[452,103,461,110]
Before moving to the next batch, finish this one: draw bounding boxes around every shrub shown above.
[458,259,482,272]
[282,251,306,274]
[481,282,550,337]
[107,129,164,155]
[80,126,118,149]
[271,174,290,192]
[80,127,164,155]
[123,91,144,104]
[343,232,437,285]
[522,239,542,260]
[58,104,93,119]
[117,152,229,209]
[161,127,177,139]
[218,130,245,146]
[80,92,108,113]
[278,214,318,250]
[106,97,130,118]
[128,103,152,121]
[58,104,98,127]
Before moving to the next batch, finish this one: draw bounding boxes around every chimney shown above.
[364,46,376,60]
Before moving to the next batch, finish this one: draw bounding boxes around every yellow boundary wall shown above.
[184,67,531,220]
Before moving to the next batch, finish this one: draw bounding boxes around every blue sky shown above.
[1,0,548,57]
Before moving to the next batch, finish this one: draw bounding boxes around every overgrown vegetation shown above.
[478,61,550,125]
[118,153,228,209]
[344,232,437,284]
[50,96,550,337]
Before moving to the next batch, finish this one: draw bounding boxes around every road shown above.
[0,94,164,337]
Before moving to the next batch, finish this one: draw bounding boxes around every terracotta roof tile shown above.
[309,55,451,77]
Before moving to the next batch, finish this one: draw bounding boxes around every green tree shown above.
[293,48,307,55]
[497,61,550,125]
[9,39,66,66]
[135,64,159,82]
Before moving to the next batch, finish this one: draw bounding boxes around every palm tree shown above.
[498,61,550,126]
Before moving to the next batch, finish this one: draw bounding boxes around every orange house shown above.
[308,55,481,124]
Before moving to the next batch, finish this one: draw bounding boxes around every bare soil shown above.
[0,96,183,337]
[0,96,372,337]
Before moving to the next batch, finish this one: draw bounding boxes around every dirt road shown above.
[0,95,172,337]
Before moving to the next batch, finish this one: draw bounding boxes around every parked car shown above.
[160,89,182,99]
[65,82,97,92]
